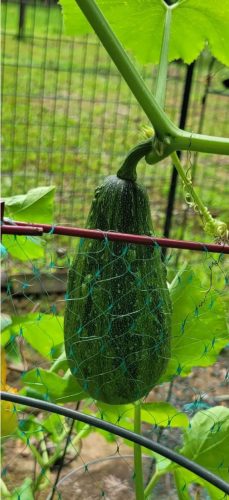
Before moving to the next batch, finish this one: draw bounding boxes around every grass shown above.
[1,2,229,245]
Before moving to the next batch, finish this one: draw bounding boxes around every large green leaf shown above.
[180,406,229,480]
[161,267,228,381]
[59,0,229,65]
[3,186,55,223]
[21,368,88,403]
[172,407,229,498]
[3,186,55,261]
[141,402,188,428]
[1,313,64,360]
[148,407,229,498]
[96,401,188,428]
[2,234,44,261]
[173,468,227,500]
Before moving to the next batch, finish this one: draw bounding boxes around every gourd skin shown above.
[64,175,171,404]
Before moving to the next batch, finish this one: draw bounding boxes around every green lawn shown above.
[1,2,229,244]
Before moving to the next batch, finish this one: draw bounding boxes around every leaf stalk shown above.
[134,401,144,500]
[155,6,172,108]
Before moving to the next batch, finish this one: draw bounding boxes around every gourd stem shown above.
[173,470,187,500]
[49,351,66,373]
[134,401,144,500]
[144,470,162,498]
[117,139,152,181]
[33,431,51,491]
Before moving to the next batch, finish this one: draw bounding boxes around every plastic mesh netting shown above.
[1,226,229,499]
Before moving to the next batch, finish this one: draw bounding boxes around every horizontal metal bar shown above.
[1,225,43,235]
[1,391,229,495]
[2,221,229,253]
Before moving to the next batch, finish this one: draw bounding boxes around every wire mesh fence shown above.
[1,0,229,249]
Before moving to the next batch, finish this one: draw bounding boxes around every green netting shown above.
[1,231,228,499]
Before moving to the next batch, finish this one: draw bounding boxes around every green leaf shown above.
[3,186,55,223]
[21,368,88,403]
[173,468,226,500]
[42,413,66,442]
[60,0,93,36]
[140,402,189,428]
[59,0,229,65]
[1,313,64,360]
[172,407,229,499]
[161,267,228,381]
[155,454,173,474]
[180,406,229,481]
[95,402,135,427]
[11,478,34,500]
[96,401,188,428]
[0,313,12,332]
[2,234,44,262]
[173,469,194,500]
[3,186,55,261]
[171,0,229,66]
[18,417,45,437]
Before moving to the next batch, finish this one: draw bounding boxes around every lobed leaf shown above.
[59,0,229,65]
[96,401,188,428]
[21,368,88,403]
[172,406,229,498]
[3,186,55,223]
[3,186,55,261]
[1,313,64,360]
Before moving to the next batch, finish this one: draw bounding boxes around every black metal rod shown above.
[163,62,195,240]
[0,201,5,223]
[17,0,26,39]
[1,392,229,494]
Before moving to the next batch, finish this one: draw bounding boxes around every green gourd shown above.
[64,140,172,404]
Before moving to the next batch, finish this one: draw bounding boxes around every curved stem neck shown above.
[117,139,152,181]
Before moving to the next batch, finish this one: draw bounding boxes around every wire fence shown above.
[1,0,229,249]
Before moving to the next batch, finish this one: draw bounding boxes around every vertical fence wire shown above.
[9,5,22,194]
[46,16,63,193]
[68,36,89,228]
[35,4,56,188]
[22,1,37,191]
